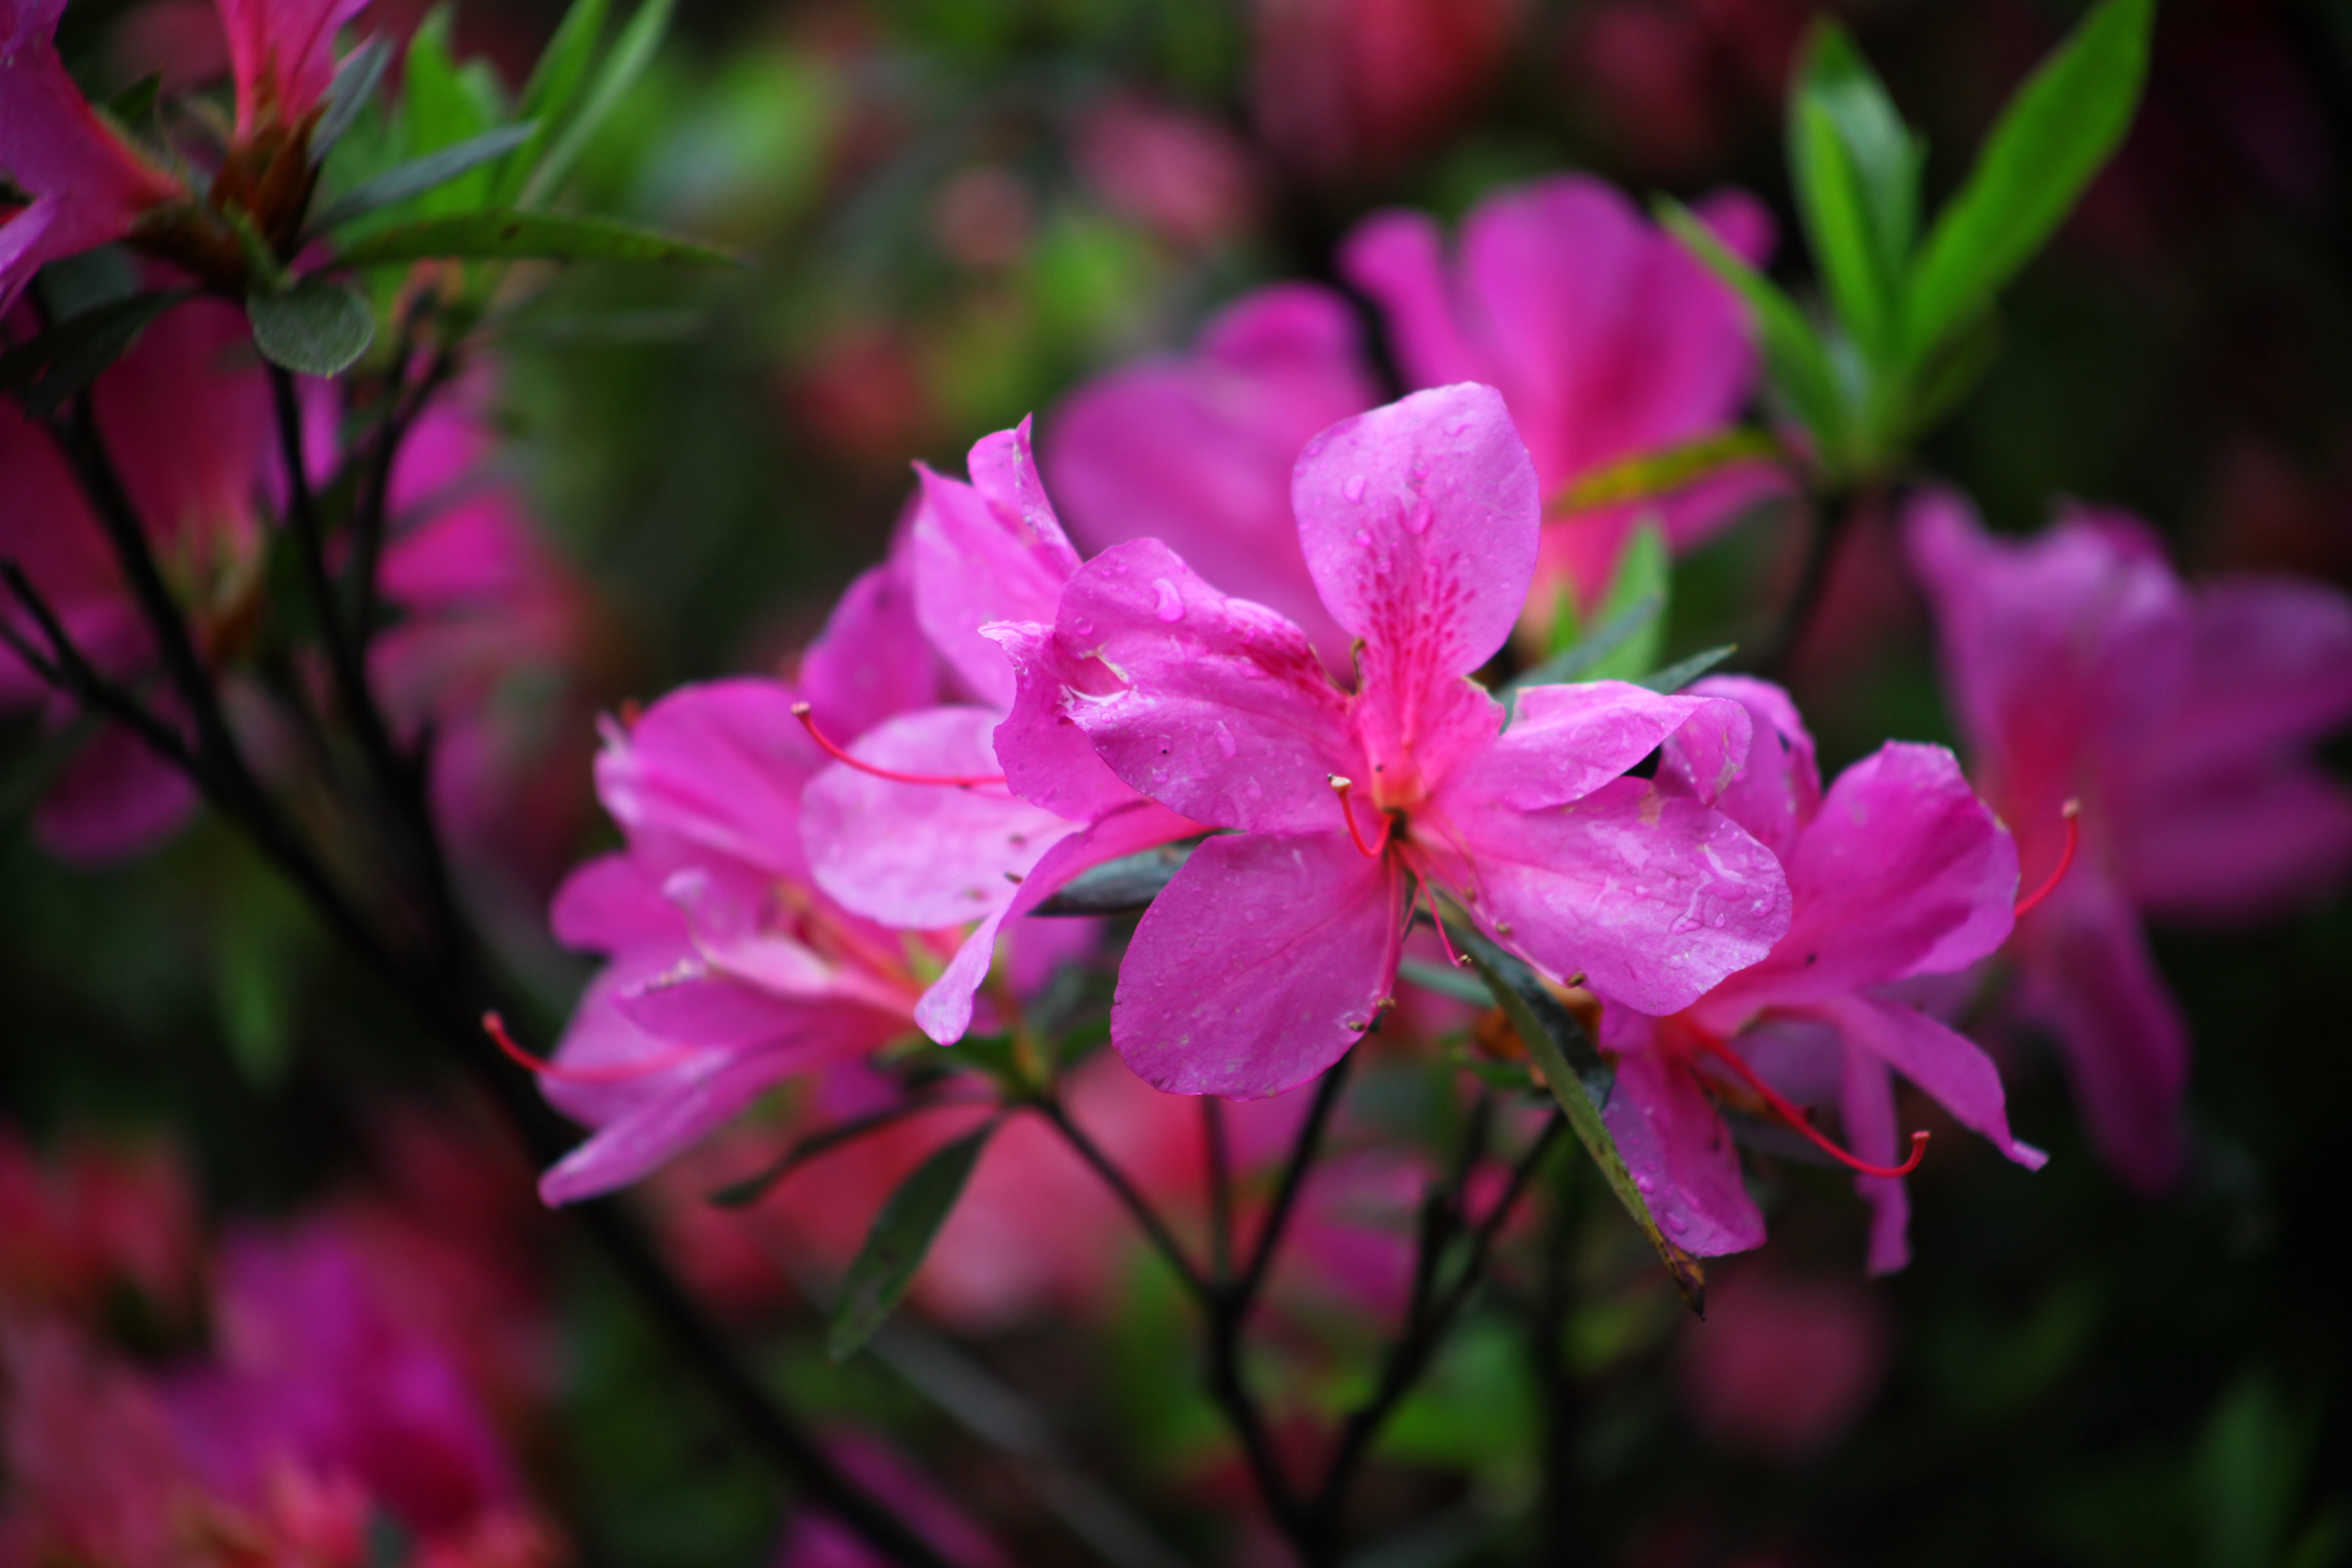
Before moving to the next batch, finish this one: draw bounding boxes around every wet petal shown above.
[1600,1032,1766,1258]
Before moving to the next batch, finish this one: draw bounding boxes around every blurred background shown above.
[6,1,2350,1565]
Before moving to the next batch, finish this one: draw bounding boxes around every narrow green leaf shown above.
[1637,643,1737,694]
[1552,428,1782,514]
[309,122,536,231]
[1789,21,1920,368]
[332,209,744,268]
[2,292,186,417]
[1906,0,2154,361]
[398,8,509,220]
[494,0,611,205]
[827,1123,996,1360]
[1657,198,1846,466]
[312,37,391,162]
[1460,927,1705,1314]
[1030,839,1201,916]
[106,72,162,127]
[248,281,376,376]
[1584,522,1669,682]
[522,0,676,206]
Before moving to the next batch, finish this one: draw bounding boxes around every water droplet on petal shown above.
[1401,496,1434,535]
[1344,474,1367,502]
[1215,721,1236,759]
[1152,579,1185,622]
[1352,529,1372,549]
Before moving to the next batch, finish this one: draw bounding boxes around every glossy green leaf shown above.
[309,122,536,231]
[1658,198,1846,469]
[1906,0,2154,361]
[1,291,187,418]
[332,209,744,268]
[248,281,376,376]
[492,0,611,205]
[826,1122,996,1360]
[1460,929,1705,1313]
[1790,21,1920,367]
[522,0,676,206]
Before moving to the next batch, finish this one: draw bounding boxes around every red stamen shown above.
[1330,775,1388,858]
[2013,798,2083,918]
[1420,878,1465,967]
[791,703,1007,788]
[483,1011,703,1085]
[1694,1035,1929,1178]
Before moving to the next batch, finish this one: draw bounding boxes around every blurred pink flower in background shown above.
[1073,96,1261,251]
[1559,0,1810,180]
[1907,491,2352,1193]
[1341,176,1785,639]
[0,1126,201,1326]
[771,1430,1006,1568]
[1250,0,1522,178]
[1678,1263,1893,1461]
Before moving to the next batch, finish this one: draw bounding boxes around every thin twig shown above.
[1203,1096,1234,1284]
[0,565,194,768]
[1237,1054,1352,1304]
[1032,1096,1210,1305]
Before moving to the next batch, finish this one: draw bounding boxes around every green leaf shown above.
[1552,428,1781,514]
[1458,927,1706,1314]
[1657,198,1847,469]
[826,1123,996,1360]
[1637,643,1737,694]
[309,122,537,231]
[106,72,162,128]
[248,281,376,376]
[332,209,744,268]
[1584,522,1669,681]
[522,0,677,206]
[493,0,611,205]
[1030,839,1200,916]
[312,37,391,162]
[1905,0,2154,361]
[1788,21,1919,368]
[397,8,508,220]
[1,292,187,418]
[1399,957,1495,1007]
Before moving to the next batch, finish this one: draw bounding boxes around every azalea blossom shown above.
[1340,176,1786,637]
[1907,491,2352,1193]
[1010,383,1790,1098]
[800,419,1198,1044]
[1599,675,2044,1274]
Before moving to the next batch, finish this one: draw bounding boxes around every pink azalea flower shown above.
[1045,284,1381,673]
[800,419,1199,1044]
[1249,0,1521,178]
[214,0,365,137]
[1,0,181,313]
[1677,1261,1893,1462]
[1906,490,2352,1194]
[1598,675,2044,1274]
[1339,176,1787,637]
[1011,383,1790,1098]
[1073,94,1261,251]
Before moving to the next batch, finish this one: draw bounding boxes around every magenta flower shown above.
[1339,176,1787,636]
[1907,491,2352,1194]
[1597,675,2044,1274]
[800,419,1198,1044]
[1,0,180,313]
[1011,383,1790,1098]
[1047,285,1381,672]
[215,0,366,138]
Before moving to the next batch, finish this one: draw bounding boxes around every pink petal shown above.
[1469,681,1750,811]
[1708,742,2016,1017]
[32,722,198,863]
[539,1044,834,1206]
[1664,675,1820,856]
[910,420,1080,710]
[1599,1029,1766,1258]
[1112,830,1403,1097]
[802,706,1069,930]
[1837,1048,1910,1276]
[982,620,1145,823]
[2013,876,2191,1196]
[1044,284,1377,672]
[913,797,1199,1044]
[2118,760,2352,924]
[595,678,823,883]
[1054,539,1359,833]
[1292,384,1540,772]
[1808,993,2045,1171]
[216,0,367,134]
[1438,777,1789,1015]
[798,557,939,742]
[548,854,685,953]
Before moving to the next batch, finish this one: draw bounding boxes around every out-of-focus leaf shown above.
[1460,928,1705,1314]
[309,123,536,231]
[1399,957,1494,1006]
[397,9,507,221]
[248,281,376,376]
[2,292,185,417]
[1638,644,1737,694]
[312,38,391,162]
[1790,20,1919,368]
[33,245,139,322]
[1032,840,1200,916]
[2195,1370,2335,1568]
[826,1122,995,1361]
[523,0,677,206]
[1905,0,2154,361]
[1658,198,1848,470]
[1552,428,1782,514]
[1581,522,1669,681]
[494,0,610,205]
[105,72,161,128]
[332,209,742,267]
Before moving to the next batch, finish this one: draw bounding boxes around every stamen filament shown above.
[484,1011,703,1085]
[1695,1035,1929,1178]
[2013,798,2083,918]
[1330,775,1389,858]
[792,703,1007,788]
